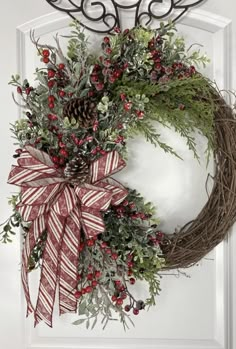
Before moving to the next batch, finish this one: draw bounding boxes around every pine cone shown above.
[63,97,97,127]
[64,157,89,184]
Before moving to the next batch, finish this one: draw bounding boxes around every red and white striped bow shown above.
[8,146,127,327]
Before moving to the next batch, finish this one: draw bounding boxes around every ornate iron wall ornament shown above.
[45,0,205,33]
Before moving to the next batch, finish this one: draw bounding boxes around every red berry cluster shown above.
[148,36,196,84]
[74,268,102,299]
[17,82,33,97]
[46,64,67,109]
[148,231,164,246]
[42,49,50,64]
[113,199,151,220]
[119,93,145,120]
[110,278,145,316]
[89,35,129,91]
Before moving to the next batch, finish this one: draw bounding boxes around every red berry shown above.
[48,80,55,88]
[109,76,116,84]
[59,149,69,157]
[136,110,144,119]
[58,63,65,70]
[114,280,121,287]
[43,57,50,64]
[113,70,121,78]
[48,69,56,78]
[87,273,93,281]
[124,102,132,111]
[111,295,117,302]
[81,288,86,295]
[95,270,101,279]
[157,231,164,239]
[114,27,121,33]
[59,141,66,148]
[74,290,82,299]
[120,93,126,101]
[106,248,112,255]
[51,156,59,163]
[101,241,108,249]
[48,95,55,102]
[133,308,139,315]
[48,114,58,121]
[111,253,118,260]
[59,157,65,165]
[25,87,32,95]
[129,278,136,285]
[42,49,50,57]
[116,298,123,306]
[87,239,95,247]
[59,90,66,98]
[17,86,22,94]
[95,82,104,91]
[125,305,131,312]
[48,102,55,109]
[179,104,185,111]
[104,59,111,67]
[103,36,110,44]
[86,286,93,293]
[106,47,112,55]
[91,75,99,83]
[127,261,134,268]
[92,280,98,287]
[119,285,125,292]
[155,63,162,70]
[93,64,101,72]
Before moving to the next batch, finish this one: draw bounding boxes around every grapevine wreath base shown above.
[163,95,236,269]
[2,22,236,329]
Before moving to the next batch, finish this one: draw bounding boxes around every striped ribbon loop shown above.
[8,146,128,327]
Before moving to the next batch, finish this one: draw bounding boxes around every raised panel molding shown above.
[16,8,233,349]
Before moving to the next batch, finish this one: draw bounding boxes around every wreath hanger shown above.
[45,0,206,33]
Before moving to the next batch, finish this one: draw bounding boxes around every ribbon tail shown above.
[59,208,81,315]
[21,216,46,317]
[34,210,65,328]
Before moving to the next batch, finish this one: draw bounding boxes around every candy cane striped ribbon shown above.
[8,146,128,327]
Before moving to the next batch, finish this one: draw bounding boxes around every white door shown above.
[1,1,236,348]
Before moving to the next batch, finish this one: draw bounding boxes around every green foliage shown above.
[115,75,215,159]
[0,194,23,243]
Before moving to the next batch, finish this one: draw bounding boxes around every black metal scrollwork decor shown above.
[45,0,205,33]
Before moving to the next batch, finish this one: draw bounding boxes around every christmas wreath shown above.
[2,22,236,329]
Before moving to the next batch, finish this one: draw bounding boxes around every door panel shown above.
[0,1,235,349]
